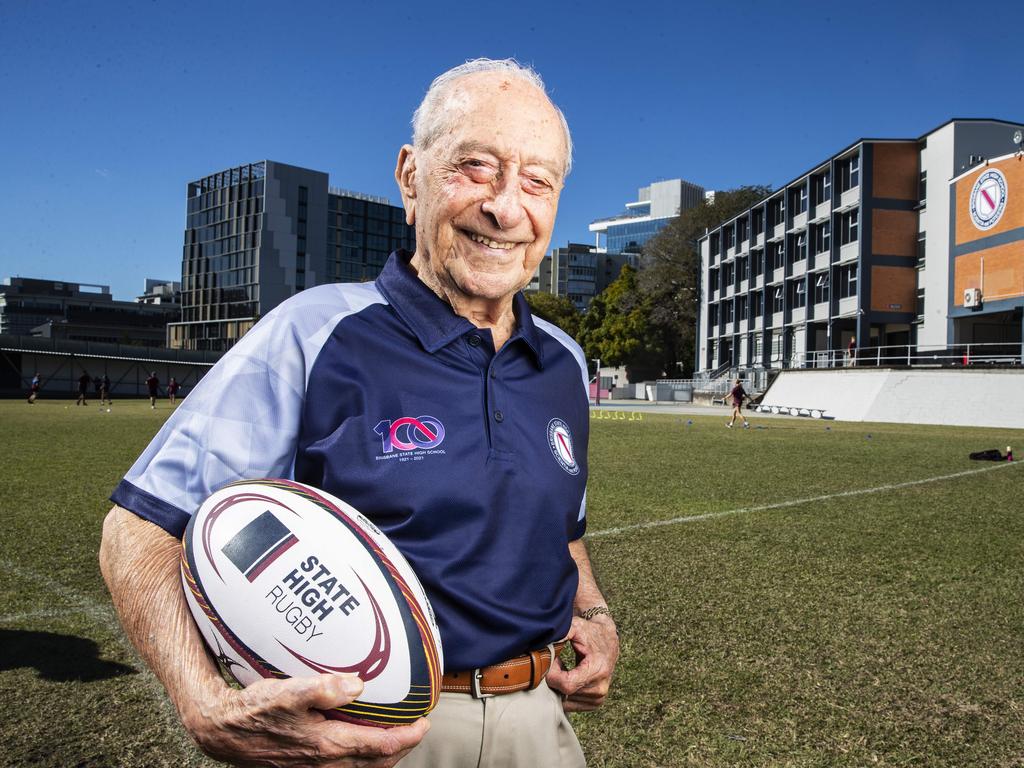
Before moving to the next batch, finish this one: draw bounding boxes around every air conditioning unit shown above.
[964,287,982,308]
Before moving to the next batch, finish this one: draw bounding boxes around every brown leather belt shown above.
[441,642,566,698]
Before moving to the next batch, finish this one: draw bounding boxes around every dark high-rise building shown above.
[169,160,414,351]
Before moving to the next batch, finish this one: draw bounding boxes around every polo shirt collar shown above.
[376,251,545,368]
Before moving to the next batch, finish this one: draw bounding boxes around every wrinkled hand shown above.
[182,673,429,767]
[546,615,619,712]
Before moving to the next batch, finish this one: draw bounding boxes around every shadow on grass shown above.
[0,629,136,682]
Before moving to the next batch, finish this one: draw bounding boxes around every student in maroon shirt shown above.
[726,378,750,429]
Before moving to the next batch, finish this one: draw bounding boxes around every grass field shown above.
[2,398,1023,767]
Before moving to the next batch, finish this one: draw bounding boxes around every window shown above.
[839,153,860,192]
[723,227,734,250]
[710,232,720,256]
[813,171,832,205]
[791,234,807,263]
[769,197,785,226]
[724,299,735,323]
[917,234,926,267]
[736,256,748,281]
[737,218,749,244]
[751,249,763,278]
[839,264,858,299]
[709,268,719,292]
[789,185,808,215]
[709,303,719,328]
[753,332,763,359]
[917,287,925,318]
[813,272,829,304]
[918,170,927,206]
[840,209,859,246]
[788,279,806,309]
[769,242,785,270]
[772,286,784,313]
[814,222,831,255]
[737,295,748,320]
[752,209,764,236]
[751,291,763,317]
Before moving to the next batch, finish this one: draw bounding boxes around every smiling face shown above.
[396,72,568,313]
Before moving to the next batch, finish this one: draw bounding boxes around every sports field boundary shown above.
[587,460,1021,538]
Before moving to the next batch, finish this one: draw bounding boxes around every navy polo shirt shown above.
[112,251,590,671]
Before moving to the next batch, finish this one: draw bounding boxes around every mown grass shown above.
[1,399,1022,767]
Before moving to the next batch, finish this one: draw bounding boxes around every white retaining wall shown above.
[762,369,1024,428]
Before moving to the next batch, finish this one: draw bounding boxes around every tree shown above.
[524,292,581,338]
[638,186,773,376]
[577,265,664,382]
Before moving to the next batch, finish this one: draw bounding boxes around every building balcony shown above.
[772,311,784,328]
[771,223,785,241]
[789,211,808,232]
[725,283,735,298]
[813,300,829,319]
[812,201,831,222]
[738,319,749,334]
[838,187,859,211]
[755,232,765,248]
[752,315,763,330]
[839,242,859,263]
[790,260,807,278]
[772,267,785,283]
[790,306,807,324]
[838,296,858,316]
[726,246,736,259]
[739,278,749,294]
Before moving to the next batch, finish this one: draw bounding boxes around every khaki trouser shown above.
[399,679,586,768]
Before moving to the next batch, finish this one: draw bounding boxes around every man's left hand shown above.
[546,614,619,712]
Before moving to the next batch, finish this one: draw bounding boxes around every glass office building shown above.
[169,160,414,352]
[590,178,705,254]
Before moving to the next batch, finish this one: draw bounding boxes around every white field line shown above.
[587,461,1021,539]
[0,558,197,761]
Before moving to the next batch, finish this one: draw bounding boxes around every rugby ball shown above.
[180,478,443,728]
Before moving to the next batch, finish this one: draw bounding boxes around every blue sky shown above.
[2,0,1021,300]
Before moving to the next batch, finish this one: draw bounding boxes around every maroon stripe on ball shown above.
[245,534,298,582]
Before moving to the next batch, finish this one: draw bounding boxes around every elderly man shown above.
[100,58,618,767]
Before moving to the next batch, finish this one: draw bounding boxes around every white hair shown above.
[411,58,573,176]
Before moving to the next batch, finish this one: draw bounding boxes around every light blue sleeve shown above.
[110,282,386,537]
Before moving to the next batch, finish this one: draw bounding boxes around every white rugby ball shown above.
[180,478,443,728]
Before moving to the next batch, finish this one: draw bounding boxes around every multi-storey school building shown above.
[698,119,1024,375]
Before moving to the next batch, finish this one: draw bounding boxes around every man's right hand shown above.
[99,507,428,767]
[184,673,429,767]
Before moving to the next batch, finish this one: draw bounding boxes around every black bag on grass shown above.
[969,449,1004,461]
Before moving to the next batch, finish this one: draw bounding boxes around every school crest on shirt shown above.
[547,418,579,475]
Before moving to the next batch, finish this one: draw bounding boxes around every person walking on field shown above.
[146,372,160,409]
[166,377,179,405]
[27,373,41,404]
[76,371,91,406]
[726,378,750,429]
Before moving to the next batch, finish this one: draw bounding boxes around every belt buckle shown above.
[470,668,494,699]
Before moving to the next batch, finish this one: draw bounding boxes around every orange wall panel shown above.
[953,239,1024,305]
[871,209,917,257]
[872,142,919,200]
[870,266,916,312]
[954,156,1024,246]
